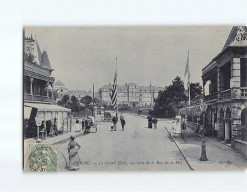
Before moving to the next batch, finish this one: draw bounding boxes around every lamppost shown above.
[200,101,208,161]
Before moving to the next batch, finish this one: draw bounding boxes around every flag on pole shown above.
[110,59,117,109]
[184,50,190,90]
[184,50,191,106]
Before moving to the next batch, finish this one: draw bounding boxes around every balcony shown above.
[219,89,231,100]
[204,92,218,102]
[24,93,53,103]
[241,87,247,97]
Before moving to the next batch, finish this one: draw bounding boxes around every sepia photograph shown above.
[23,26,247,172]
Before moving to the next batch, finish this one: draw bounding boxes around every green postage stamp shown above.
[26,143,58,172]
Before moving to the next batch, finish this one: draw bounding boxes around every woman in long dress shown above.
[67,136,81,170]
[175,116,181,134]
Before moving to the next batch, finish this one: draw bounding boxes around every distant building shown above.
[98,82,164,108]
[24,35,71,138]
[54,80,72,101]
[70,90,92,99]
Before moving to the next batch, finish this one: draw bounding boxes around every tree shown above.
[62,94,70,105]
[153,76,202,118]
[190,82,202,100]
[70,95,79,113]
[93,98,100,105]
[80,95,93,107]
[153,76,186,117]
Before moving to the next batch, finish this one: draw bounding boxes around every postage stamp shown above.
[26,143,58,172]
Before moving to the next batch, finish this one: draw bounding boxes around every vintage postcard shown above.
[23,26,247,172]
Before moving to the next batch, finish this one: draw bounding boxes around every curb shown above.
[52,132,85,145]
[165,126,194,171]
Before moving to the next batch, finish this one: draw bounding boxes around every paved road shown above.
[55,113,191,171]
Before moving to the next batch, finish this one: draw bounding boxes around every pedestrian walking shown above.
[67,136,81,170]
[181,118,187,142]
[84,116,91,133]
[120,118,126,131]
[81,118,85,131]
[147,115,153,129]
[153,118,158,129]
[174,115,181,134]
[112,113,118,131]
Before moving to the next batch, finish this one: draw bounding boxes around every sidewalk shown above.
[165,121,247,171]
[24,129,85,146]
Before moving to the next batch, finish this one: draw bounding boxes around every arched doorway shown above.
[241,108,247,141]
[218,108,225,141]
[225,107,231,144]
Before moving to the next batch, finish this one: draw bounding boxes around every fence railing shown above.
[204,92,218,102]
[241,87,247,97]
[219,89,231,100]
[24,93,53,103]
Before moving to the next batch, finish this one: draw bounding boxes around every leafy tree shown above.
[62,94,70,105]
[80,95,93,107]
[70,95,79,113]
[189,82,202,100]
[93,98,100,105]
[153,76,202,118]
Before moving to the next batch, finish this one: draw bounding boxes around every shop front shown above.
[24,103,71,138]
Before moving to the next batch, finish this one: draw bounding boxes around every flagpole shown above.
[93,84,95,116]
[116,56,118,112]
[188,82,190,106]
[188,50,190,106]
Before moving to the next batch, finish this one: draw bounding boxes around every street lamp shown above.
[200,101,208,161]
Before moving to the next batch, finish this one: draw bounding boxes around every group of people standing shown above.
[38,118,60,139]
[147,116,158,129]
[75,116,92,133]
[111,112,126,131]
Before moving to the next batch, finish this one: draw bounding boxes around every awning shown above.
[24,106,32,119]
[24,102,71,112]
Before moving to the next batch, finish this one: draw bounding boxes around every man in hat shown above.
[112,113,118,131]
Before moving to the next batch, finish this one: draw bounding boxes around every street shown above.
[54,113,191,171]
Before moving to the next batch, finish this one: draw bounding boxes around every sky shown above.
[25,26,232,91]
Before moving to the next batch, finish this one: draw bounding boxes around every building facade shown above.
[202,26,247,157]
[53,80,73,102]
[98,82,164,108]
[24,35,71,138]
